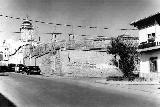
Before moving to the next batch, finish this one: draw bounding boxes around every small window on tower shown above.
[152,33,155,37]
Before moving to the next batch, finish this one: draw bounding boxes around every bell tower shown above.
[20,19,34,42]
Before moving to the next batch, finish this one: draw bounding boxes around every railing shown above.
[138,41,160,49]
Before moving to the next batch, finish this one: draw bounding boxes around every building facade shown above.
[0,40,9,65]
[131,12,160,80]
[9,19,36,64]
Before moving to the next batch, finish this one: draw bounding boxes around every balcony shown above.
[138,41,160,52]
[138,42,156,49]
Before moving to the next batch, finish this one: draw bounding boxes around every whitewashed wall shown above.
[139,24,160,43]
[9,52,24,64]
[60,50,122,77]
[155,25,160,42]
[140,50,160,78]
[28,50,122,77]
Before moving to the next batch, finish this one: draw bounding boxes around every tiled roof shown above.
[130,12,160,25]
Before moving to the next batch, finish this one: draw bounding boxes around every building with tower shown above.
[9,19,36,65]
[0,40,10,65]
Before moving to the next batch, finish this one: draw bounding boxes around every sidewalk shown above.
[95,79,160,95]
[96,79,160,85]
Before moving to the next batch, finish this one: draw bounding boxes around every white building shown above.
[0,40,10,65]
[9,19,35,64]
[131,12,160,80]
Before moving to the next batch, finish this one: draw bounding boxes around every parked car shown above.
[8,64,16,72]
[15,64,26,73]
[25,66,41,75]
[0,66,9,72]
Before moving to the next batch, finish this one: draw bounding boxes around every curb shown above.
[95,80,160,85]
[95,80,160,95]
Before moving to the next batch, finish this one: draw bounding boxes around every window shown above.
[0,54,3,61]
[150,57,158,72]
[148,33,155,43]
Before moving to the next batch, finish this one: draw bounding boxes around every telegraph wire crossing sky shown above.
[0,0,160,43]
[0,13,110,30]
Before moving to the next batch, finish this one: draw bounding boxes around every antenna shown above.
[26,14,29,20]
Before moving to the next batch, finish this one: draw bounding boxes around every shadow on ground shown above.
[0,93,16,107]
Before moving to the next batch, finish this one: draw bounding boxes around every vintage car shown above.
[15,64,26,73]
[0,66,9,72]
[8,64,16,72]
[25,66,41,75]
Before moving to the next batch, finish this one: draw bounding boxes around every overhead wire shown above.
[0,13,138,40]
[0,13,110,31]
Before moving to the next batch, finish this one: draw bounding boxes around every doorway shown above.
[150,57,158,72]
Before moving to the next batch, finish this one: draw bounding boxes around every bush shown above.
[107,37,139,80]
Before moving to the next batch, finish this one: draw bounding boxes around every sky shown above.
[0,0,160,43]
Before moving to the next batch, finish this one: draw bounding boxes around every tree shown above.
[107,37,139,79]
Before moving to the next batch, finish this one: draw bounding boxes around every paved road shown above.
[0,73,160,107]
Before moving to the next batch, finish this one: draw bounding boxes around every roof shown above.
[130,12,160,29]
[21,20,33,29]
[22,21,32,24]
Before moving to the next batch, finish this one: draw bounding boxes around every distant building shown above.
[0,40,9,65]
[9,19,36,64]
[131,12,160,80]
[118,34,139,45]
[20,19,34,42]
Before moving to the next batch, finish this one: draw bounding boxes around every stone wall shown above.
[24,53,53,76]
[60,50,123,77]
[25,49,123,78]
[64,62,122,78]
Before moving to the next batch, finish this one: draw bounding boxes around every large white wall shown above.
[9,52,24,64]
[139,24,160,43]
[155,25,160,42]
[61,50,113,64]
[30,50,116,77]
[140,50,160,74]
[60,50,113,72]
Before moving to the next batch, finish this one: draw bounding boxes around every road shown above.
[0,73,160,107]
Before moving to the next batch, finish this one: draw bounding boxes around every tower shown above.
[20,19,34,42]
[20,19,34,65]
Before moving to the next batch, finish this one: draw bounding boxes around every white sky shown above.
[0,0,160,43]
